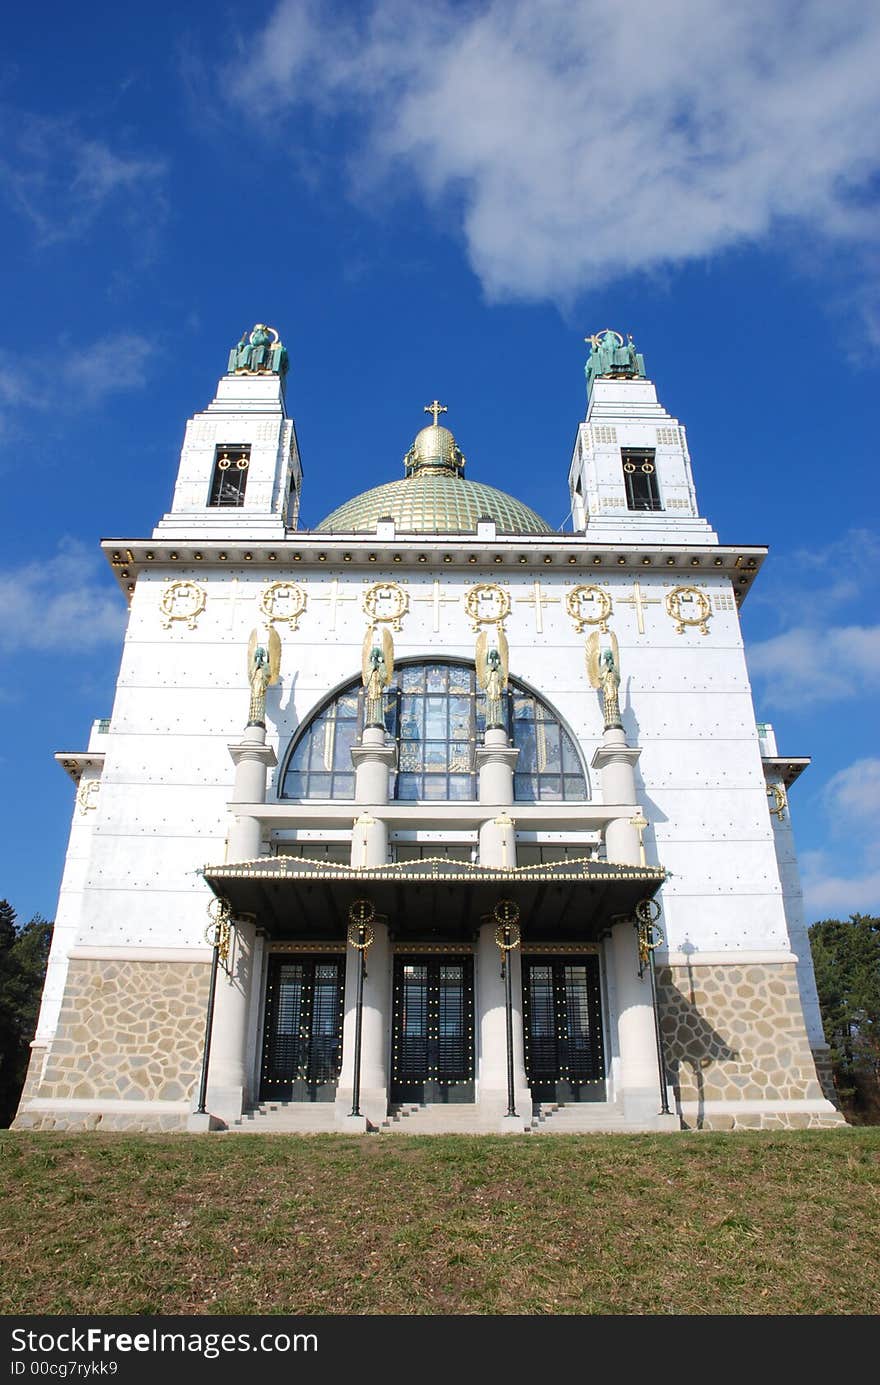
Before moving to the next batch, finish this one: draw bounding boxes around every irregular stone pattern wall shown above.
[656,961,844,1129]
[811,1046,838,1105]
[14,959,209,1132]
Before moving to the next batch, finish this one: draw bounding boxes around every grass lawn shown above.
[1,1129,879,1315]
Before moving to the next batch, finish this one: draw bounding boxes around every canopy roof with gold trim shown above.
[201,855,665,942]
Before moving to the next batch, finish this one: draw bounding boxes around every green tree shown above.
[809,914,880,1121]
[0,899,53,1127]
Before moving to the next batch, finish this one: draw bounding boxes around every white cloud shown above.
[0,540,126,657]
[0,110,167,248]
[747,623,880,707]
[799,758,880,917]
[60,333,156,405]
[0,331,155,439]
[823,758,880,829]
[801,852,880,918]
[223,0,880,305]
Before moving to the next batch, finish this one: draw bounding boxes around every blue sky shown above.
[1,0,878,924]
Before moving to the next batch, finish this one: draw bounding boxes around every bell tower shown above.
[568,330,716,545]
[154,324,303,541]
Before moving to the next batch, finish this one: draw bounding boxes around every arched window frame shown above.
[277,657,590,803]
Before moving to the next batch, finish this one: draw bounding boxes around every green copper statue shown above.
[585,330,645,396]
[228,324,289,378]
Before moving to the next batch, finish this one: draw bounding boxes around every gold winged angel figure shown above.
[475,626,509,729]
[246,626,282,726]
[586,628,622,730]
[362,624,394,728]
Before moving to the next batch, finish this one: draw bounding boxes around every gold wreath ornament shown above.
[494,921,522,951]
[347,921,375,950]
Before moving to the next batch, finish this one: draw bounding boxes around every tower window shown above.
[209,445,251,507]
[621,448,662,511]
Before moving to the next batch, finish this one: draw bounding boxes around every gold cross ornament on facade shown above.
[424,399,447,426]
[619,580,661,635]
[515,579,560,634]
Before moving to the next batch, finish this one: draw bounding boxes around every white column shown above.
[352,726,396,805]
[336,731,395,1129]
[592,727,673,1125]
[336,923,391,1130]
[475,727,530,1127]
[204,724,276,1125]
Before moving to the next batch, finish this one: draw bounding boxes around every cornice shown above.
[102,535,766,605]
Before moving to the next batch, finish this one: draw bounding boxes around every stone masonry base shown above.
[656,959,845,1129]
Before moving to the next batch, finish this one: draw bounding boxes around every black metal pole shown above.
[350,929,366,1118]
[647,947,671,1115]
[502,929,517,1119]
[195,942,221,1116]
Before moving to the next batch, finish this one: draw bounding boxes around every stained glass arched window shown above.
[279,660,588,803]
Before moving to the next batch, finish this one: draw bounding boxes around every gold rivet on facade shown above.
[169,552,178,560]
[468,555,477,564]
[343,554,352,562]
[145,552,154,561]
[244,553,253,561]
[318,554,326,562]
[666,556,675,565]
[617,556,626,565]
[418,555,427,563]
[369,554,377,562]
[193,553,203,561]
[690,557,700,566]
[218,552,227,561]
[293,554,301,561]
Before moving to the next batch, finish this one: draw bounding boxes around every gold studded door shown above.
[391,955,474,1103]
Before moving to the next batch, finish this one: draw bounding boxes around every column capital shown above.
[228,741,278,770]
[350,742,398,771]
[474,744,520,774]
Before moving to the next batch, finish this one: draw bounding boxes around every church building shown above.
[15,325,843,1133]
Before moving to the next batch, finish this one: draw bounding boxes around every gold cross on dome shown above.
[424,399,447,426]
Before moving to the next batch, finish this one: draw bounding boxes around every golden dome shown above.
[314,405,553,536]
[405,424,465,474]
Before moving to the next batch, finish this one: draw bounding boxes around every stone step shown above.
[228,1102,339,1134]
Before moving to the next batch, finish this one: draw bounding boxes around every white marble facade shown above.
[15,332,842,1134]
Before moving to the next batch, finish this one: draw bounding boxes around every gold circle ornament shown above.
[347,915,375,951]
[363,582,409,631]
[635,898,661,926]
[586,329,624,348]
[160,580,206,630]
[260,581,307,631]
[566,584,612,634]
[493,898,521,927]
[494,921,521,951]
[465,583,511,631]
[665,585,711,635]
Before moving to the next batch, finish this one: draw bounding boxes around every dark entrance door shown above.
[391,955,474,1103]
[260,955,344,1101]
[522,955,605,1102]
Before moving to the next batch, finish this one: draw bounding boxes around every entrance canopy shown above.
[201,856,665,943]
